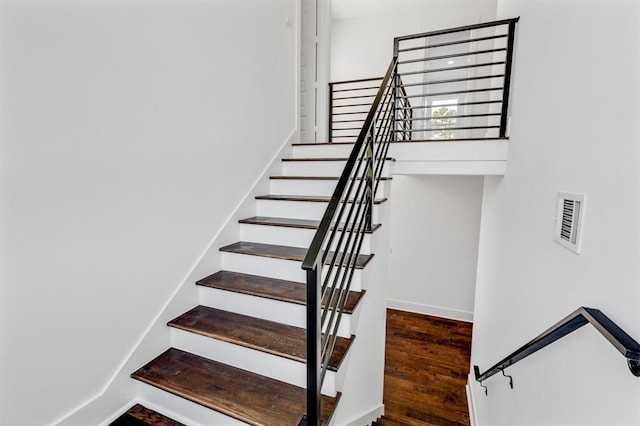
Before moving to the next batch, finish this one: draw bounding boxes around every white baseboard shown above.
[466,374,478,426]
[341,404,384,426]
[387,299,473,322]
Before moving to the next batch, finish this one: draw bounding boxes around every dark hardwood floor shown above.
[380,309,473,426]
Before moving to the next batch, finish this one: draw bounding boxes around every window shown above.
[430,99,458,139]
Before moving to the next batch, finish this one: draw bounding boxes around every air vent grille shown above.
[555,192,585,253]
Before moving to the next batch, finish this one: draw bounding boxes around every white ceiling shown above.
[331,0,430,21]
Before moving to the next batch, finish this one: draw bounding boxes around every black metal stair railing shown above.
[329,75,412,143]
[299,57,398,425]
[328,18,519,143]
[329,76,383,143]
[474,307,640,396]
[393,17,519,141]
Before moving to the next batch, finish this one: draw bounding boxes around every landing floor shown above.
[383,309,473,426]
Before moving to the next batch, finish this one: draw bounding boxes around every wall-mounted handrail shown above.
[474,307,640,394]
[300,57,397,426]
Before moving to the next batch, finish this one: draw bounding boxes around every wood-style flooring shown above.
[378,309,473,426]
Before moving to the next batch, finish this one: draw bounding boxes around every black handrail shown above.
[393,17,520,46]
[474,307,640,394]
[300,58,397,426]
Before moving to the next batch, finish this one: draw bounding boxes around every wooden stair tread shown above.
[292,137,507,146]
[239,216,381,233]
[255,194,388,204]
[373,414,441,426]
[282,157,395,162]
[270,175,392,180]
[371,417,403,426]
[196,270,365,314]
[109,404,184,426]
[219,241,374,269]
[292,141,354,146]
[131,348,340,426]
[168,306,353,371]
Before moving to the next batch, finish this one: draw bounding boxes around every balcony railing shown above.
[328,18,519,142]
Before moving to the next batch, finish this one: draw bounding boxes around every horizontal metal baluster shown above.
[397,33,508,53]
[399,74,505,88]
[397,61,506,77]
[397,48,507,65]
[397,87,502,100]
[395,100,502,110]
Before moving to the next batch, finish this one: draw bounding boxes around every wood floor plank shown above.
[383,309,473,426]
[168,306,353,371]
[131,348,339,426]
[219,241,374,269]
[196,270,365,314]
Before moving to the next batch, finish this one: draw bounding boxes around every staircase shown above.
[121,142,392,425]
[108,17,522,425]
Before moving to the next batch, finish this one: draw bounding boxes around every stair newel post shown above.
[499,19,517,138]
[302,263,322,426]
[328,82,334,143]
[365,119,375,233]
[392,41,399,142]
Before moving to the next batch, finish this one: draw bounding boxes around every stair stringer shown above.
[330,189,392,426]
[56,131,296,426]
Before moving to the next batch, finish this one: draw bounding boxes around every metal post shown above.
[304,265,322,426]
[499,20,517,138]
[365,124,374,232]
[392,63,398,142]
[328,83,333,143]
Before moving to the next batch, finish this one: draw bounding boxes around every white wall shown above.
[330,0,498,81]
[470,1,640,425]
[388,175,483,322]
[0,1,296,425]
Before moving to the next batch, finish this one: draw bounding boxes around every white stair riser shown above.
[137,382,247,426]
[171,329,338,396]
[270,179,388,198]
[292,144,355,158]
[197,287,354,337]
[239,225,372,254]
[256,199,382,223]
[220,252,365,292]
[282,161,391,177]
